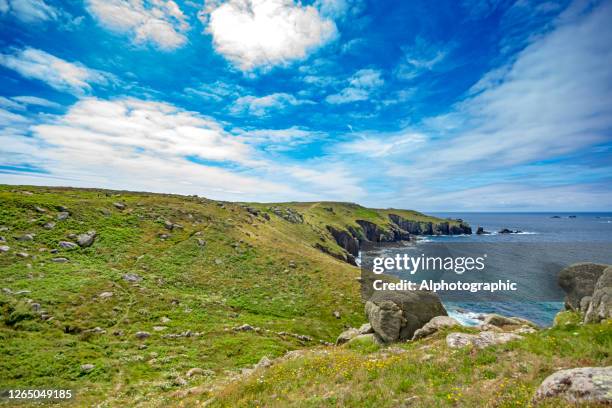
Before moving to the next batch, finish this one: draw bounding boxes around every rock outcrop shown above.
[365,291,447,343]
[584,266,612,323]
[532,366,612,405]
[446,331,523,349]
[412,316,460,340]
[558,262,608,311]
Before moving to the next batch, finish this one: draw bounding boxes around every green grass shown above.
[0,185,457,406]
[1,185,608,407]
[204,319,611,407]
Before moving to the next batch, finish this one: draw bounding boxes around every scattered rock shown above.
[412,316,460,340]
[255,356,273,369]
[558,263,608,311]
[76,231,97,248]
[0,245,9,253]
[476,226,490,235]
[16,252,29,258]
[122,273,142,282]
[57,212,70,221]
[233,324,255,332]
[365,291,447,343]
[160,317,171,323]
[85,327,106,334]
[584,266,612,323]
[532,366,612,405]
[51,257,69,263]
[59,241,78,250]
[186,368,214,378]
[446,331,523,349]
[336,328,360,345]
[113,202,126,210]
[498,228,522,234]
[333,310,341,319]
[0,236,5,242]
[43,222,56,230]
[80,364,95,373]
[135,331,150,339]
[98,291,114,299]
[34,206,46,213]
[482,313,538,328]
[164,220,175,230]
[153,326,167,331]
[173,376,187,386]
[196,238,206,247]
[31,303,41,311]
[16,233,34,241]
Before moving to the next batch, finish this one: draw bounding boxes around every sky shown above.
[0,0,611,211]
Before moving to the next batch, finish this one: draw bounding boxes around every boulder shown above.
[558,263,608,311]
[135,331,150,339]
[532,366,612,405]
[365,291,447,343]
[80,364,95,373]
[113,202,126,210]
[358,323,374,334]
[122,273,142,282]
[77,231,97,248]
[59,241,78,250]
[482,313,538,328]
[446,331,523,349]
[584,266,612,323]
[186,367,214,378]
[412,316,460,340]
[57,212,70,221]
[336,328,360,345]
[0,245,9,253]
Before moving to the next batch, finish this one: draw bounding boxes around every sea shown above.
[382,212,612,327]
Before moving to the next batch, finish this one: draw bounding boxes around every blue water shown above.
[424,212,612,326]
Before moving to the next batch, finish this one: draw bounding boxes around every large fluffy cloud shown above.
[201,0,337,71]
[0,48,112,95]
[1,97,364,202]
[86,0,189,50]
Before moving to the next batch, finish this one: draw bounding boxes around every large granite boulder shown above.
[584,266,612,323]
[558,263,608,311]
[365,291,447,343]
[532,366,612,405]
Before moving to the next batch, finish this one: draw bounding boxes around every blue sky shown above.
[1,0,611,211]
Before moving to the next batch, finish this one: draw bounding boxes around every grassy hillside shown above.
[201,313,611,407]
[0,185,454,406]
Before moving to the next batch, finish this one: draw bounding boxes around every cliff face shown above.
[325,213,472,264]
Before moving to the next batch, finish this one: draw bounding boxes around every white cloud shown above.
[184,81,246,102]
[86,0,189,50]
[335,132,426,158]
[394,37,451,80]
[1,96,366,202]
[0,96,25,111]
[237,126,324,151]
[35,98,257,165]
[201,0,337,71]
[325,69,383,104]
[11,96,62,109]
[0,0,58,23]
[231,92,314,116]
[0,48,112,95]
